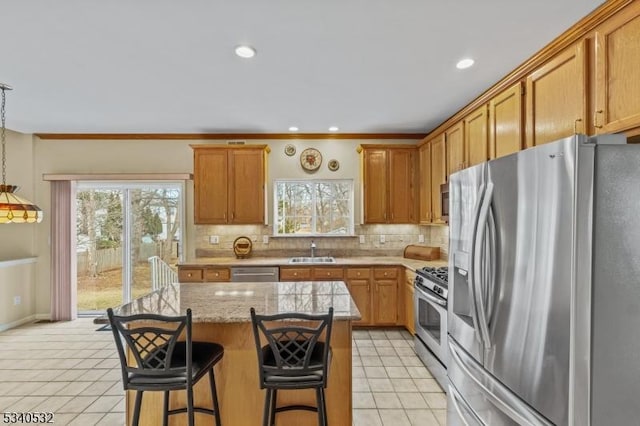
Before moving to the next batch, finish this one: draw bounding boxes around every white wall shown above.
[0,130,38,327]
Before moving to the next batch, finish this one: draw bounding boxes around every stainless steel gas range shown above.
[414,266,448,392]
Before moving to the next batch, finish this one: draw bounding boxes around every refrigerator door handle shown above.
[469,182,487,345]
[448,383,485,426]
[474,182,494,348]
[485,207,497,323]
[448,339,554,426]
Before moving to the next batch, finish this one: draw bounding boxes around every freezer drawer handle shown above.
[448,383,484,426]
[448,339,553,426]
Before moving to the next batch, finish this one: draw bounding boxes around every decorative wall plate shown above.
[233,236,253,258]
[328,159,340,171]
[284,144,296,156]
[300,147,322,172]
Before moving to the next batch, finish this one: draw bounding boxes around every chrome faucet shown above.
[310,240,316,259]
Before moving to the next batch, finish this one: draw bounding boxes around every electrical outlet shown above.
[359,235,365,244]
[418,234,425,243]
[209,235,219,245]
[262,235,269,244]
[380,235,385,244]
[13,296,21,306]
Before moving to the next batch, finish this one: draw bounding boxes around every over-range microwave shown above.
[440,183,449,223]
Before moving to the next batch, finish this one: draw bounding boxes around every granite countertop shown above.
[179,256,447,272]
[113,281,361,322]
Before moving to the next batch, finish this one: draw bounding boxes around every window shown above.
[275,179,354,236]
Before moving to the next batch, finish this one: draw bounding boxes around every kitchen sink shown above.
[288,256,336,264]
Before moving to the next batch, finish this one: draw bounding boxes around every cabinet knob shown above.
[327,272,331,276]
[294,272,298,276]
[384,272,388,276]
[215,272,219,277]
[357,272,360,276]
[187,273,192,277]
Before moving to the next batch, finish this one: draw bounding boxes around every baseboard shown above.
[35,313,51,321]
[0,315,37,332]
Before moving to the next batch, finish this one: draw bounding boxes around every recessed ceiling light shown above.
[328,126,339,132]
[456,58,475,69]
[288,126,299,132]
[235,45,256,59]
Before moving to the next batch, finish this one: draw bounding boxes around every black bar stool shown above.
[107,308,223,426]
[250,307,333,426]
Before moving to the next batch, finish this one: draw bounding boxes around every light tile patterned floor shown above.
[0,320,446,425]
[351,329,446,426]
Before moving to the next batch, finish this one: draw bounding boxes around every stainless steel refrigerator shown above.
[447,134,640,426]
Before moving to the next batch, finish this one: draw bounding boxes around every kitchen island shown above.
[113,280,360,426]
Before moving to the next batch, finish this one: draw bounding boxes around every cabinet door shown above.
[526,40,587,147]
[388,149,416,223]
[349,279,371,325]
[229,149,264,224]
[418,143,432,224]
[464,105,488,167]
[594,4,640,134]
[489,82,524,159]
[405,283,415,335]
[446,121,465,176]
[374,279,398,325]
[194,149,228,224]
[363,149,388,223]
[430,134,446,224]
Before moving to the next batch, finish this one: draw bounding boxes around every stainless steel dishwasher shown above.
[230,266,279,282]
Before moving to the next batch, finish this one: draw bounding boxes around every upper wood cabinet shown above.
[594,2,640,134]
[526,40,587,148]
[361,145,417,224]
[192,145,267,224]
[418,143,432,224]
[489,82,524,159]
[464,105,489,167]
[430,134,447,225]
[446,122,465,176]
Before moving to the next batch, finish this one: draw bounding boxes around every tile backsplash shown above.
[195,224,449,259]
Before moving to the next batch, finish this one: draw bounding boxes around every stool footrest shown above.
[167,407,216,416]
[275,404,318,413]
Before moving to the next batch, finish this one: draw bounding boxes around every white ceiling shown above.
[1,0,604,134]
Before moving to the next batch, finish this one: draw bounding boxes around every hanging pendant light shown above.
[0,83,43,224]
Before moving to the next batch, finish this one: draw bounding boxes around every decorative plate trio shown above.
[284,144,339,172]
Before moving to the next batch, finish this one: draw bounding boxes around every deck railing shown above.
[148,256,178,290]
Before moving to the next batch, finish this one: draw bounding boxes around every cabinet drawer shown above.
[179,268,204,282]
[205,268,230,282]
[279,268,312,281]
[313,267,344,280]
[374,268,398,279]
[347,268,371,279]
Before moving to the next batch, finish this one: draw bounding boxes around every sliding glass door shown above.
[76,182,183,314]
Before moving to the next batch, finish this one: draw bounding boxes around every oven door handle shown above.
[415,285,447,307]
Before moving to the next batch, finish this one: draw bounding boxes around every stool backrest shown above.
[107,307,192,387]
[250,308,333,385]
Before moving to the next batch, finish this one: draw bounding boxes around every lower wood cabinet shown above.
[346,268,372,325]
[345,267,401,326]
[178,266,230,282]
[404,270,416,335]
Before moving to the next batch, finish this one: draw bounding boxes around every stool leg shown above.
[269,389,277,426]
[209,369,222,425]
[133,391,143,426]
[163,391,169,426]
[262,389,272,426]
[320,387,328,426]
[187,385,195,426]
[315,388,325,426]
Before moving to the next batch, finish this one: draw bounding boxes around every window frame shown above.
[273,178,355,237]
